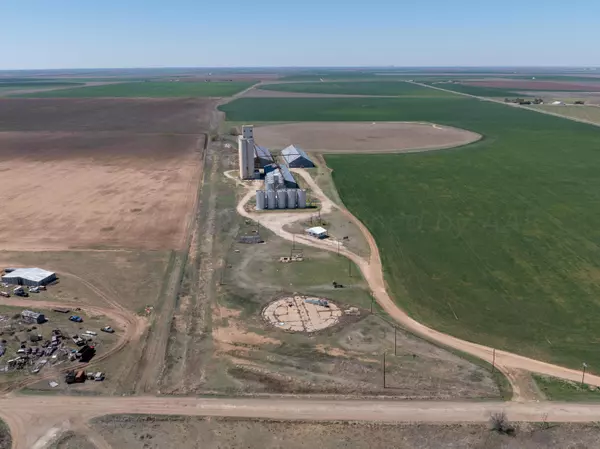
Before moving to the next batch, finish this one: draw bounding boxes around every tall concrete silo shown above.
[297,189,307,209]
[277,190,287,209]
[267,190,276,209]
[287,189,297,209]
[255,190,266,210]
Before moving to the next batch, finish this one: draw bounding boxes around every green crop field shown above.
[220,94,600,372]
[259,81,455,97]
[0,81,83,94]
[14,81,255,98]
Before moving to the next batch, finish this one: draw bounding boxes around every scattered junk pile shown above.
[64,369,105,384]
[279,254,304,263]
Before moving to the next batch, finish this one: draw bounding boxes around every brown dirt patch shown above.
[0,131,203,250]
[213,318,280,347]
[0,98,216,133]
[464,79,600,92]
[254,122,480,153]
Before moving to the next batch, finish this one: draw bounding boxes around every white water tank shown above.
[277,190,287,209]
[287,189,297,209]
[297,189,307,209]
[267,190,276,209]
[255,191,266,210]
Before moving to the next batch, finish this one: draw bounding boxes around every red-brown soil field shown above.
[0,98,215,251]
[464,80,600,92]
[0,98,216,133]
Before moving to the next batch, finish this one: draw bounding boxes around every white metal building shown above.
[2,268,56,287]
[281,145,315,168]
[306,226,328,239]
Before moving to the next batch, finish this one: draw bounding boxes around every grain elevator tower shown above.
[238,125,255,179]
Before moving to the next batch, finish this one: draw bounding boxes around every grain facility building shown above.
[2,268,56,287]
[255,145,274,167]
[281,145,314,168]
[264,164,299,190]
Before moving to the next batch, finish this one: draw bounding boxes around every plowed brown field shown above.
[0,99,215,250]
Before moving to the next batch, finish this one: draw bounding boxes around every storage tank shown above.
[287,189,297,209]
[277,190,287,209]
[297,189,307,209]
[267,190,276,209]
[255,191,266,210]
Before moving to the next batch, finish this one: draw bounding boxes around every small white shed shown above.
[306,226,328,239]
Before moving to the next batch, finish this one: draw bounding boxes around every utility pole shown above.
[492,348,496,373]
[383,352,386,389]
[348,258,352,277]
[582,362,588,386]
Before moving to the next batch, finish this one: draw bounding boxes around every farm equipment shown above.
[69,315,83,323]
[13,286,28,297]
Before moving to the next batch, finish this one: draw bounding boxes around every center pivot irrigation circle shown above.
[262,295,342,333]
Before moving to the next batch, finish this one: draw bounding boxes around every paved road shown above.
[5,395,600,449]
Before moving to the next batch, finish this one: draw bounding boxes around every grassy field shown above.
[0,418,10,449]
[534,374,600,401]
[15,81,255,98]
[220,95,600,372]
[533,105,600,125]
[260,81,455,96]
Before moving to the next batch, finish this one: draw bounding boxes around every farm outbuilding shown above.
[282,145,315,168]
[2,268,56,287]
[264,164,299,190]
[306,226,328,239]
[21,310,46,324]
[254,145,274,167]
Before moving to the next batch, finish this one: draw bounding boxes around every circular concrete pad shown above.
[263,295,342,333]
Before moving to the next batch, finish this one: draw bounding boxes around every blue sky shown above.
[1,0,599,69]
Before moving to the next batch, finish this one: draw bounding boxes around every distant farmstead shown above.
[2,268,56,287]
[281,145,315,168]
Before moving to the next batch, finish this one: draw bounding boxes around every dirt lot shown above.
[254,122,480,153]
[0,131,203,250]
[92,416,600,449]
[464,79,600,92]
[0,98,216,133]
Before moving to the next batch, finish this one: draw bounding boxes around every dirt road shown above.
[6,395,600,449]
[233,169,600,395]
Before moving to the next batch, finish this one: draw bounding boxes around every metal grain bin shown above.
[277,190,287,209]
[287,189,297,209]
[297,189,307,209]
[267,190,276,209]
[255,190,266,210]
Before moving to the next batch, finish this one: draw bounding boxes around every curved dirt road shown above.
[234,169,600,393]
[5,395,600,448]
